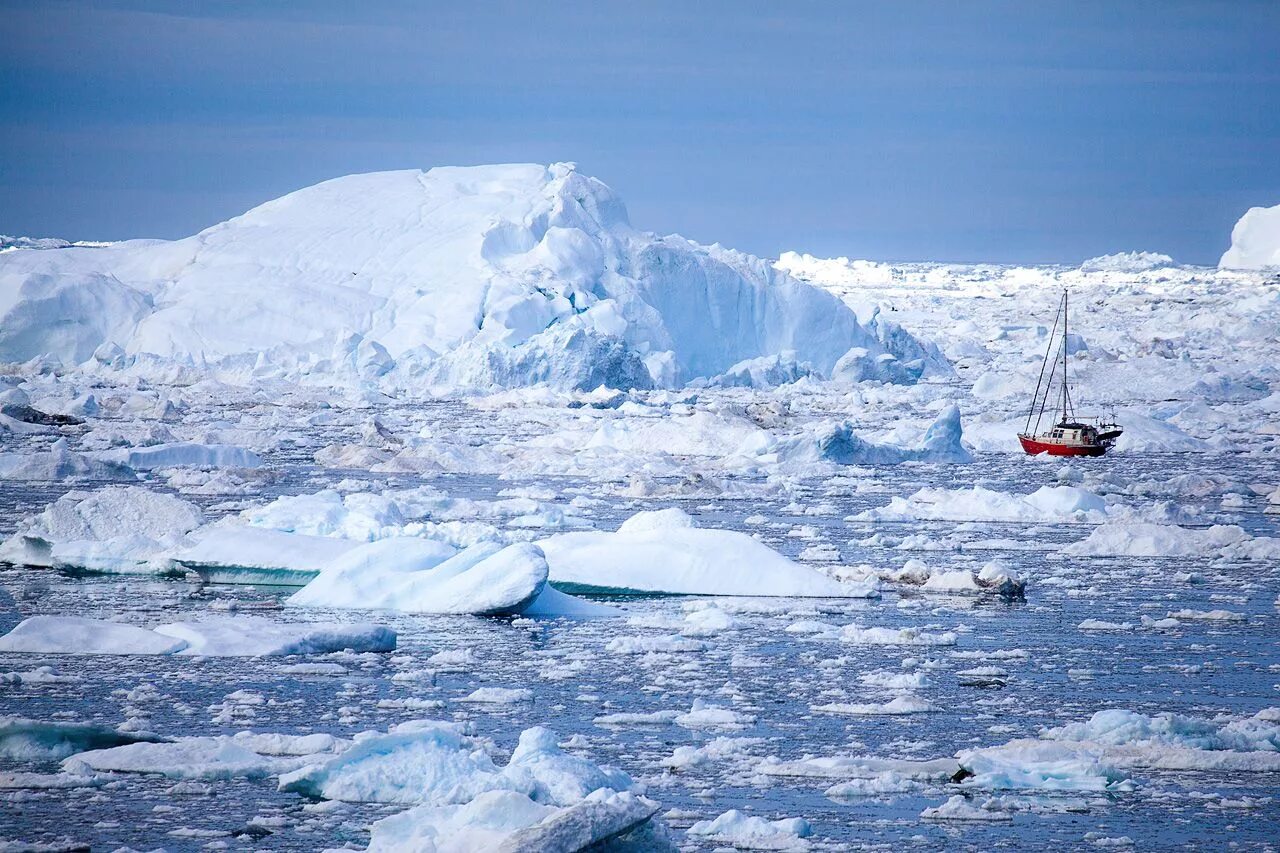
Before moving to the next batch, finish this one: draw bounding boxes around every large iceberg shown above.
[1220,202,1280,269]
[0,164,942,391]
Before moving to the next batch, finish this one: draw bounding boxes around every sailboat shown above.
[1017,288,1122,457]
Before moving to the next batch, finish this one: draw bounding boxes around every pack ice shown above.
[0,163,942,392]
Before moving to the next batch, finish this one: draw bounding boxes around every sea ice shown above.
[0,717,160,760]
[856,484,1107,523]
[0,615,189,655]
[1062,521,1280,559]
[920,795,1012,822]
[0,614,395,657]
[687,809,812,849]
[153,616,397,657]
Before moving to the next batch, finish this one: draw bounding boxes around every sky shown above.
[2,1,1278,265]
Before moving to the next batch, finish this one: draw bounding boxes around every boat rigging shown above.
[1017,288,1122,457]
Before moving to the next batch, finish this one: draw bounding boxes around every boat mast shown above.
[1060,288,1068,424]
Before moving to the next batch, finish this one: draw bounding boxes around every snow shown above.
[1220,203,1280,269]
[0,486,203,573]
[0,614,395,657]
[0,164,938,392]
[539,508,860,597]
[288,540,549,615]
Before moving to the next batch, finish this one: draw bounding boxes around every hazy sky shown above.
[2,1,1278,264]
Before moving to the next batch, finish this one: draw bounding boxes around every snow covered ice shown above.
[1,163,1279,851]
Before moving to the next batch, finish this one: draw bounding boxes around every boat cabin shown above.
[1049,422,1097,444]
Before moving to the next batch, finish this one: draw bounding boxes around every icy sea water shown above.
[1,453,1278,851]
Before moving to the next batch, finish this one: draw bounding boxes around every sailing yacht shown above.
[1017,289,1122,457]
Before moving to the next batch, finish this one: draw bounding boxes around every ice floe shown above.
[288,539,548,615]
[0,485,203,573]
[856,484,1108,523]
[0,614,396,657]
[539,508,864,597]
[0,717,160,760]
[1062,521,1280,559]
[687,809,812,850]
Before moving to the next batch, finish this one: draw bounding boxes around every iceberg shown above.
[175,523,363,584]
[775,405,972,466]
[366,788,659,853]
[152,616,396,657]
[60,735,337,781]
[0,717,160,760]
[1220,202,1280,269]
[0,438,134,482]
[1063,521,1280,559]
[856,484,1107,523]
[0,485,203,573]
[0,615,189,656]
[1079,251,1175,273]
[288,540,549,615]
[538,508,859,597]
[0,164,942,392]
[279,721,637,807]
[687,809,812,849]
[94,442,262,470]
[0,614,396,657]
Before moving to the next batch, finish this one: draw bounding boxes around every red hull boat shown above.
[1017,289,1122,457]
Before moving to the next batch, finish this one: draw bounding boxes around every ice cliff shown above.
[0,163,944,391]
